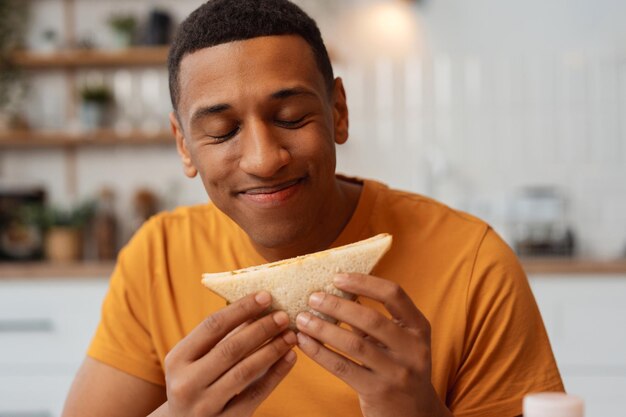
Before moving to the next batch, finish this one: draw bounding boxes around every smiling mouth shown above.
[241,178,304,195]
[238,177,306,206]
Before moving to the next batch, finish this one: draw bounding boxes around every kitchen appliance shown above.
[144,9,172,45]
[509,186,576,257]
[0,184,46,261]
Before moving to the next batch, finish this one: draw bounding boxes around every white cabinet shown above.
[529,275,626,417]
[0,278,109,417]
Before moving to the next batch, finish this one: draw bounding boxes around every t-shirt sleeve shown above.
[87,218,166,386]
[447,228,564,417]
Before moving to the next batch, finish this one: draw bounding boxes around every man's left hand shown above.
[295,273,453,417]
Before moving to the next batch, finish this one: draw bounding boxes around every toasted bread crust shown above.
[201,233,392,329]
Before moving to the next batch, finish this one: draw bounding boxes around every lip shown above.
[239,178,305,206]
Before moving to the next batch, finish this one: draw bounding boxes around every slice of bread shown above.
[201,233,392,329]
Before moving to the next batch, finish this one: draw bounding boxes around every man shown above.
[63,1,564,416]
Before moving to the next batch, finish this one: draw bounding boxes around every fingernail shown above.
[297,332,310,346]
[284,350,297,364]
[272,311,289,327]
[334,274,349,286]
[296,312,311,328]
[309,292,323,307]
[282,331,297,345]
[255,291,272,306]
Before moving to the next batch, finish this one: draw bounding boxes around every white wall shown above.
[1,0,625,257]
[332,0,626,258]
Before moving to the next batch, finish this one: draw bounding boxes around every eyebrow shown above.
[270,87,318,100]
[190,103,231,125]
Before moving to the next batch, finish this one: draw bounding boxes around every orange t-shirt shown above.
[88,177,563,417]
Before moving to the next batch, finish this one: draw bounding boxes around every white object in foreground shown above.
[524,392,584,417]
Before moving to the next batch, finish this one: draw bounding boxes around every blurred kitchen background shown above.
[1,0,625,416]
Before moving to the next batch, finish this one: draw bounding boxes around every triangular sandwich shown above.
[201,233,392,329]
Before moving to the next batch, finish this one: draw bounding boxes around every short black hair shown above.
[168,0,334,112]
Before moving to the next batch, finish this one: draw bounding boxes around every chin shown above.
[244,221,310,252]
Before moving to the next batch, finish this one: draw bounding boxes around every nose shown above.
[238,120,291,177]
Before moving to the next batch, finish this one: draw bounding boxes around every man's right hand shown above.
[158,291,297,417]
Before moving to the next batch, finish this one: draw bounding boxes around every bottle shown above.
[131,188,158,234]
[93,187,118,261]
[523,392,584,417]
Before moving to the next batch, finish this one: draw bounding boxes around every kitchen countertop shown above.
[0,261,115,279]
[520,257,626,275]
[2,258,626,279]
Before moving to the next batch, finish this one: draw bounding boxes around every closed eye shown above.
[275,115,307,129]
[210,126,240,142]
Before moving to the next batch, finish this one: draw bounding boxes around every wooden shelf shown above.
[0,129,174,148]
[10,46,170,69]
[0,261,115,279]
[2,258,626,280]
[522,257,626,275]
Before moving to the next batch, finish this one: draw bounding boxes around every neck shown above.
[251,177,362,262]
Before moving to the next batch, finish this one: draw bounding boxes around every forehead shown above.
[177,35,327,115]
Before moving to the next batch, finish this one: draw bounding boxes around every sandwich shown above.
[201,233,392,329]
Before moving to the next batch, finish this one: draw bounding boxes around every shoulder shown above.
[110,203,235,305]
[365,180,524,293]
[367,180,491,258]
[377,183,487,229]
[145,203,223,229]
[118,203,232,268]
[131,203,228,241]
[469,227,529,302]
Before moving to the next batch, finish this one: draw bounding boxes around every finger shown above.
[196,311,291,383]
[350,327,385,349]
[296,331,371,393]
[344,309,384,346]
[296,311,394,372]
[347,323,368,339]
[209,330,297,399]
[333,274,427,330]
[169,291,272,363]
[347,324,385,348]
[224,349,297,416]
[308,292,406,351]
[222,319,253,342]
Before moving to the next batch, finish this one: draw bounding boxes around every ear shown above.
[170,112,198,178]
[332,78,349,145]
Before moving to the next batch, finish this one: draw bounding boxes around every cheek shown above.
[309,129,337,170]
[290,124,336,164]
[190,146,235,191]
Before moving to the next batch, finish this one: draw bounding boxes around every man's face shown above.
[171,35,349,250]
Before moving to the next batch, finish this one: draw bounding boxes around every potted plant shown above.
[80,84,114,130]
[26,201,94,263]
[39,28,59,53]
[0,0,29,130]
[108,13,137,49]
